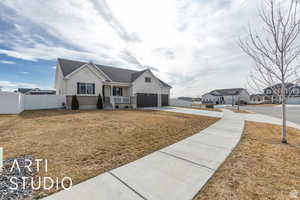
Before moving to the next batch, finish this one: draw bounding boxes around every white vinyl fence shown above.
[24,95,65,110]
[0,92,66,114]
[170,98,193,107]
[0,92,24,114]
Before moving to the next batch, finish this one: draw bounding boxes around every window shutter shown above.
[77,82,80,94]
[92,84,95,94]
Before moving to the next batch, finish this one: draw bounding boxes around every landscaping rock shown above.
[0,156,35,200]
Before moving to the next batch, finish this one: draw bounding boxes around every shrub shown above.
[206,104,214,108]
[71,95,79,110]
[97,94,103,109]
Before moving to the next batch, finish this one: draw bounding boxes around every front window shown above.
[113,87,123,96]
[292,88,299,95]
[266,89,272,95]
[145,77,151,83]
[77,83,95,94]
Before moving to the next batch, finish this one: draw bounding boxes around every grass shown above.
[175,106,222,112]
[192,107,223,112]
[0,109,219,198]
[249,104,278,106]
[195,121,300,200]
[226,108,252,113]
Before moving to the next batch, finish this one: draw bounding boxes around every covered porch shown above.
[103,83,133,108]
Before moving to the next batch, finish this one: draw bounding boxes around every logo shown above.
[0,148,73,192]
[0,147,3,171]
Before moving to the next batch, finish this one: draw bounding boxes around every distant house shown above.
[250,94,270,104]
[202,88,250,105]
[55,58,171,109]
[257,83,300,104]
[178,97,201,102]
[17,88,56,95]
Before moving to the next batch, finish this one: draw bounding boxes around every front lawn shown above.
[195,121,300,200]
[0,109,219,198]
[225,107,252,113]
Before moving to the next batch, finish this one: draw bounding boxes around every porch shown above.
[103,84,134,109]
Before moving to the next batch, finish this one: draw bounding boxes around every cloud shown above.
[0,80,39,91]
[0,0,271,97]
[0,60,16,64]
[20,71,29,74]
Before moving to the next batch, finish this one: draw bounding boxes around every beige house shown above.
[55,58,171,109]
[202,88,250,105]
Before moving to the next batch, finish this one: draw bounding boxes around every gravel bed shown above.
[0,156,35,200]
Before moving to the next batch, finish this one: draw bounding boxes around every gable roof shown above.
[57,58,171,87]
[209,88,245,96]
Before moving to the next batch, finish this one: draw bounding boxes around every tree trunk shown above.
[281,83,288,144]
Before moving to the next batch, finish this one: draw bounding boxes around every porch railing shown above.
[113,96,130,104]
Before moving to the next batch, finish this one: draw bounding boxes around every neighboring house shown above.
[17,88,56,95]
[178,97,201,102]
[250,94,271,104]
[262,83,300,104]
[55,58,171,109]
[202,88,250,105]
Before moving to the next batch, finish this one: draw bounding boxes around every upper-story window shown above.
[77,82,95,95]
[145,77,151,83]
[113,87,123,96]
[292,88,300,95]
[265,89,272,95]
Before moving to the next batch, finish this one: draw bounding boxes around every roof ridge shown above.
[58,58,140,73]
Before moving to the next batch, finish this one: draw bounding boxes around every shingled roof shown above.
[209,88,245,96]
[57,58,171,87]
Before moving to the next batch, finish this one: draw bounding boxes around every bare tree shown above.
[239,0,300,144]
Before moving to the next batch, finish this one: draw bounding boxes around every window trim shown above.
[113,87,123,96]
[77,82,95,95]
[145,77,151,83]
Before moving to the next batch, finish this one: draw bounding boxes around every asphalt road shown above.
[241,105,300,125]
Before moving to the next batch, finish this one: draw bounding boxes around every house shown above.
[178,97,201,102]
[249,94,270,104]
[202,88,250,105]
[261,83,300,104]
[16,88,56,95]
[55,58,171,109]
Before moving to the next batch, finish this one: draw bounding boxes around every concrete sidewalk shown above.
[43,109,243,200]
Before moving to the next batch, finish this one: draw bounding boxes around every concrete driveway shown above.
[241,105,300,124]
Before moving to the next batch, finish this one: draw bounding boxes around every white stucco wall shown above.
[131,70,170,95]
[64,66,105,96]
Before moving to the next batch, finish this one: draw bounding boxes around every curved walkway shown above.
[43,108,244,200]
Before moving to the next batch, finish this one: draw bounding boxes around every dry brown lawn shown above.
[175,106,222,112]
[226,108,252,113]
[195,121,300,200]
[0,109,219,198]
[249,104,278,107]
[192,107,223,112]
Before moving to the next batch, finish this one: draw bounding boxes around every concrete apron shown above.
[43,109,244,200]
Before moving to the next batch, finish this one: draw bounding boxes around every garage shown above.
[137,93,158,107]
[162,94,169,106]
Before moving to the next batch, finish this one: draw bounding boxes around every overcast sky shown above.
[0,0,264,97]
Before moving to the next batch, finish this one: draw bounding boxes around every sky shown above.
[0,0,263,97]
